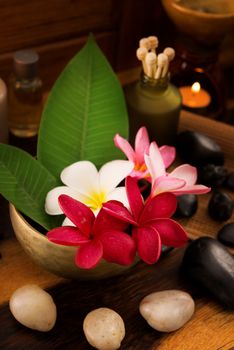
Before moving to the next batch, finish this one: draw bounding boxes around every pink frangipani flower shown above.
[145,142,211,196]
[103,176,188,264]
[47,195,136,269]
[114,126,176,180]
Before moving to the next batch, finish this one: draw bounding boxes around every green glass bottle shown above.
[125,72,182,146]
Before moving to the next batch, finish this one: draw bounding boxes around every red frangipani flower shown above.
[103,176,188,264]
[47,195,136,269]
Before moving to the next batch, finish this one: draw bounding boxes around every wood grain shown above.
[0,0,162,90]
[0,238,64,305]
[0,0,117,54]
[0,0,121,90]
[0,1,171,94]
[0,32,118,91]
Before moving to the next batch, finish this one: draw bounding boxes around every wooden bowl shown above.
[9,205,138,280]
[161,0,234,45]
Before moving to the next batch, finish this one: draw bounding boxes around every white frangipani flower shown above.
[45,160,134,224]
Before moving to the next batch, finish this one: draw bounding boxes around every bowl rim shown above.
[9,204,51,241]
[162,0,234,19]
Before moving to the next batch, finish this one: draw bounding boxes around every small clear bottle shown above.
[125,72,182,146]
[8,50,43,137]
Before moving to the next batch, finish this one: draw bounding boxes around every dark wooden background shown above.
[0,0,233,91]
[0,0,234,125]
[0,0,167,90]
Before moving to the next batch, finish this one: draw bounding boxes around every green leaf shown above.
[37,34,129,178]
[0,144,61,230]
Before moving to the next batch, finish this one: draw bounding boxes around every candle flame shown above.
[191,82,200,93]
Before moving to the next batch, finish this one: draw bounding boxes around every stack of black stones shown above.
[175,131,234,309]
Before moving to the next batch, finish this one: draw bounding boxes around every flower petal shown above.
[47,227,89,246]
[99,160,134,194]
[45,186,85,215]
[114,134,135,162]
[100,230,136,265]
[145,142,166,180]
[134,226,161,264]
[126,176,143,220]
[140,192,177,223]
[75,240,103,269]
[159,145,176,168]
[152,176,185,196]
[150,218,188,247]
[130,169,149,180]
[61,161,99,194]
[103,201,136,225]
[172,184,211,196]
[93,206,128,236]
[170,164,197,185]
[135,127,150,164]
[59,195,95,236]
[106,186,129,209]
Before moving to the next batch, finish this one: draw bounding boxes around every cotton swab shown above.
[155,53,168,80]
[164,47,175,61]
[147,36,159,54]
[145,52,157,78]
[137,36,175,80]
[139,38,151,51]
[162,47,175,77]
[136,47,148,75]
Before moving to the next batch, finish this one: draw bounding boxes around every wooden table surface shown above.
[0,110,234,349]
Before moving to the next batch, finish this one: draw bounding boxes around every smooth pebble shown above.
[198,164,228,188]
[225,172,234,191]
[175,194,198,218]
[217,222,234,247]
[139,290,195,332]
[176,131,224,166]
[208,191,233,221]
[181,237,234,309]
[9,284,57,331]
[83,307,125,350]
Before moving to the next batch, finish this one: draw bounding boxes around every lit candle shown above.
[179,82,211,108]
[0,78,8,143]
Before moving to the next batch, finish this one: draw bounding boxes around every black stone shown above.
[217,222,234,247]
[198,164,228,188]
[224,172,234,191]
[174,194,198,218]
[181,237,234,309]
[176,131,224,166]
[208,191,233,221]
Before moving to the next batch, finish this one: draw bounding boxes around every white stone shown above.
[83,307,125,350]
[9,284,57,332]
[139,289,195,332]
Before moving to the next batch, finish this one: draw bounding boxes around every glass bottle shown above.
[125,72,182,146]
[8,50,43,137]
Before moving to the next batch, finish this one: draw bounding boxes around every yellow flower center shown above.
[84,191,107,211]
[134,162,147,172]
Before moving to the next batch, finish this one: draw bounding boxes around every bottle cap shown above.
[13,50,39,79]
